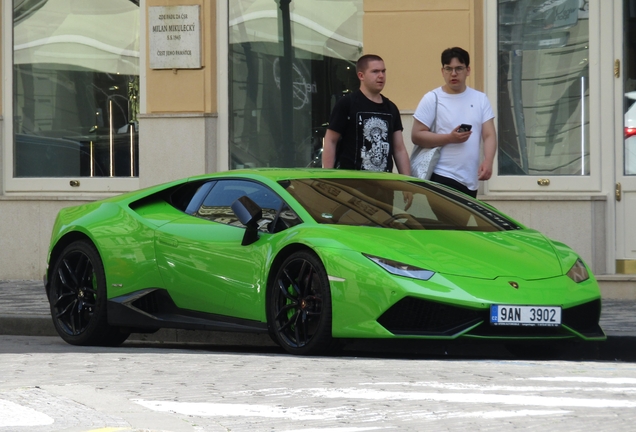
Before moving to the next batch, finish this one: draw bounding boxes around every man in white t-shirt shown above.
[411,47,497,198]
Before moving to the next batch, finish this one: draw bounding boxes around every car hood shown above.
[310,226,566,280]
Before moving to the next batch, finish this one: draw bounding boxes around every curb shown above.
[0,314,276,346]
[0,314,56,337]
[1,314,635,361]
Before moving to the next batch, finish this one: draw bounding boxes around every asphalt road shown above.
[1,335,636,432]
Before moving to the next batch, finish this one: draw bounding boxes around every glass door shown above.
[616,0,636,272]
[487,0,601,192]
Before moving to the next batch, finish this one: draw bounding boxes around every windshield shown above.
[280,178,520,231]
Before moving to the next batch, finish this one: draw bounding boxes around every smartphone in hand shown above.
[457,124,472,132]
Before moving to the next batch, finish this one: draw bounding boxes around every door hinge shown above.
[615,59,621,78]
[616,182,622,201]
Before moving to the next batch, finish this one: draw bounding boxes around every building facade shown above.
[0,0,634,296]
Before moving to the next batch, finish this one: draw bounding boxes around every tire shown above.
[49,240,129,346]
[267,250,333,355]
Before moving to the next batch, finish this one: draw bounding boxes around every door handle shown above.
[158,236,178,247]
[615,59,621,78]
[616,182,622,202]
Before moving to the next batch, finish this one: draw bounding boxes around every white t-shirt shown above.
[413,86,494,190]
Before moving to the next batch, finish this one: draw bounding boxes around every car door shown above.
[154,179,285,321]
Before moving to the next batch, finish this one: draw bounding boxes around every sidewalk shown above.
[1,279,635,359]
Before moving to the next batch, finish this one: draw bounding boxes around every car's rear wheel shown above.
[267,250,333,355]
[49,240,129,346]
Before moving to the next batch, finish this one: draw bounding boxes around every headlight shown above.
[567,258,590,283]
[365,255,435,281]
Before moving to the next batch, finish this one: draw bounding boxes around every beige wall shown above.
[0,199,94,279]
[138,113,217,188]
[146,0,217,113]
[363,0,482,112]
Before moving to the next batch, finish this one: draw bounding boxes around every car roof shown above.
[107,169,417,207]
[188,168,412,183]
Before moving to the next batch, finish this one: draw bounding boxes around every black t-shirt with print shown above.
[327,90,403,172]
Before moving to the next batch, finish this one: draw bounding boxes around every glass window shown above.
[195,179,288,232]
[497,0,589,176]
[281,178,520,231]
[228,0,362,169]
[13,0,140,178]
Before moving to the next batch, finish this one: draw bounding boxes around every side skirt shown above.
[107,288,268,334]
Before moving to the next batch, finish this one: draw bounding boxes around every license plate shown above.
[490,305,561,327]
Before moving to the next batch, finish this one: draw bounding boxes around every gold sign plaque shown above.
[149,5,201,69]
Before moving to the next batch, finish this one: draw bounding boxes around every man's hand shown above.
[478,159,493,180]
[402,191,413,211]
[449,125,472,143]
[322,129,340,168]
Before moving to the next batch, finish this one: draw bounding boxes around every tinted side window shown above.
[194,180,284,231]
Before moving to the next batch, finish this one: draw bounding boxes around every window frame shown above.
[483,0,602,193]
[2,0,141,194]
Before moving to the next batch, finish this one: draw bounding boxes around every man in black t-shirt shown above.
[322,54,411,175]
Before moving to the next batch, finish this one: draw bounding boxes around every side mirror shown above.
[231,196,263,246]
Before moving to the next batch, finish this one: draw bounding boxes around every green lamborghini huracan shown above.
[44,168,605,355]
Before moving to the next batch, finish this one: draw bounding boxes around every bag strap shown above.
[430,91,438,133]
[410,90,439,158]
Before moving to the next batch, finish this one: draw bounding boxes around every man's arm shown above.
[411,119,470,148]
[478,118,497,180]
[322,129,341,168]
[392,130,413,209]
[392,130,411,176]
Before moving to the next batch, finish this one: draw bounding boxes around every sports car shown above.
[44,168,605,355]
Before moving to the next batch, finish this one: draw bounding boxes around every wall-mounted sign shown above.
[149,5,201,69]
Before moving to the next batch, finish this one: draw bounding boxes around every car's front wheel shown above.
[49,239,129,346]
[267,250,333,355]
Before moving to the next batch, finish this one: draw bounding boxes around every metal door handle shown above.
[615,59,621,78]
[616,182,622,202]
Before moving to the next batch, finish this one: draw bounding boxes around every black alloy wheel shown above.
[49,240,129,346]
[268,250,333,355]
